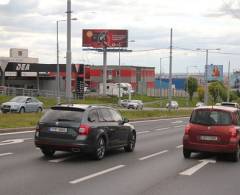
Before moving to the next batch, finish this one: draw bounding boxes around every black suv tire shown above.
[93,137,106,160]
[124,132,136,152]
[41,148,55,157]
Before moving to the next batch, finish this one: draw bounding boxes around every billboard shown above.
[207,64,223,82]
[82,29,128,48]
[230,72,240,89]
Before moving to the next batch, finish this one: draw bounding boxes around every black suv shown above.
[34,104,136,160]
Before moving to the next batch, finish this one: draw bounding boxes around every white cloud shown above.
[0,0,240,73]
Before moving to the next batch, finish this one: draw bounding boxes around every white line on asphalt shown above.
[137,131,150,135]
[173,125,185,128]
[176,145,183,148]
[0,138,33,146]
[69,165,126,184]
[0,152,13,157]
[154,127,170,131]
[0,131,35,136]
[172,120,183,124]
[130,117,189,124]
[139,150,168,161]
[179,159,216,176]
[49,156,76,163]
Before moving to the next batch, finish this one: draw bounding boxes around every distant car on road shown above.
[1,96,43,113]
[183,106,240,162]
[120,99,130,107]
[220,102,240,108]
[196,102,205,107]
[34,104,136,160]
[127,100,143,110]
[166,101,179,109]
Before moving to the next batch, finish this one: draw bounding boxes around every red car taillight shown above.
[230,127,239,138]
[184,124,191,135]
[79,124,90,135]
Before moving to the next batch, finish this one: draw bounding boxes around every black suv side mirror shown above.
[121,118,129,124]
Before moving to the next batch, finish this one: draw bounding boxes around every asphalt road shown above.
[0,117,240,195]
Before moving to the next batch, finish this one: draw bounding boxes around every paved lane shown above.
[0,117,239,195]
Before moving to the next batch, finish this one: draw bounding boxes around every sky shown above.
[1,0,240,74]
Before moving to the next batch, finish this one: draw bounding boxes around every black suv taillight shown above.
[78,124,90,135]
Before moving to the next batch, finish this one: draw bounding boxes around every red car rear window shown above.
[190,109,232,126]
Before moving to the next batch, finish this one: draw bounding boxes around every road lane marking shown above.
[179,159,216,176]
[0,138,33,146]
[130,117,189,124]
[139,150,168,161]
[172,120,183,124]
[173,125,185,128]
[0,153,13,157]
[154,127,170,131]
[69,165,126,184]
[49,156,76,163]
[137,131,150,135]
[0,131,35,136]
[176,145,183,148]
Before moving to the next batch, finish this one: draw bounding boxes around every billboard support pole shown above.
[204,49,209,105]
[227,60,231,102]
[103,46,107,96]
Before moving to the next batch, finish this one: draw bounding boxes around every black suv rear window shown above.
[190,109,232,125]
[40,109,84,123]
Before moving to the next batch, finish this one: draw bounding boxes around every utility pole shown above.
[66,0,72,103]
[204,49,209,105]
[159,58,162,98]
[227,60,231,102]
[168,28,173,110]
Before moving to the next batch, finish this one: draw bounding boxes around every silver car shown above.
[127,100,143,110]
[1,96,43,113]
[166,101,179,109]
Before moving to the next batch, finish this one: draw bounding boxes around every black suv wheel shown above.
[124,132,136,152]
[93,137,106,160]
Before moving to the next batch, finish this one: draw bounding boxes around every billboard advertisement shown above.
[230,72,240,89]
[82,29,128,48]
[207,64,223,82]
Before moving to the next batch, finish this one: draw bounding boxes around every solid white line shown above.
[69,165,126,184]
[139,150,168,161]
[49,156,75,163]
[179,159,216,176]
[154,127,170,131]
[0,131,35,136]
[137,131,150,135]
[0,152,13,157]
[176,145,183,149]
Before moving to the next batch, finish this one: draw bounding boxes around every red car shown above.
[183,106,240,162]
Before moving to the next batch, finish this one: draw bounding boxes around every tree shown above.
[186,77,198,101]
[208,81,227,103]
[197,86,204,102]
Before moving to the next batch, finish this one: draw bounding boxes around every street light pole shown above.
[66,0,72,103]
[204,49,209,105]
[118,43,121,105]
[168,28,173,111]
[159,58,162,98]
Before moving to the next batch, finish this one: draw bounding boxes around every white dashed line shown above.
[179,159,216,176]
[176,145,183,149]
[172,120,183,124]
[139,150,168,161]
[0,152,13,157]
[69,165,126,184]
[137,131,150,135]
[154,127,170,131]
[49,156,76,163]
